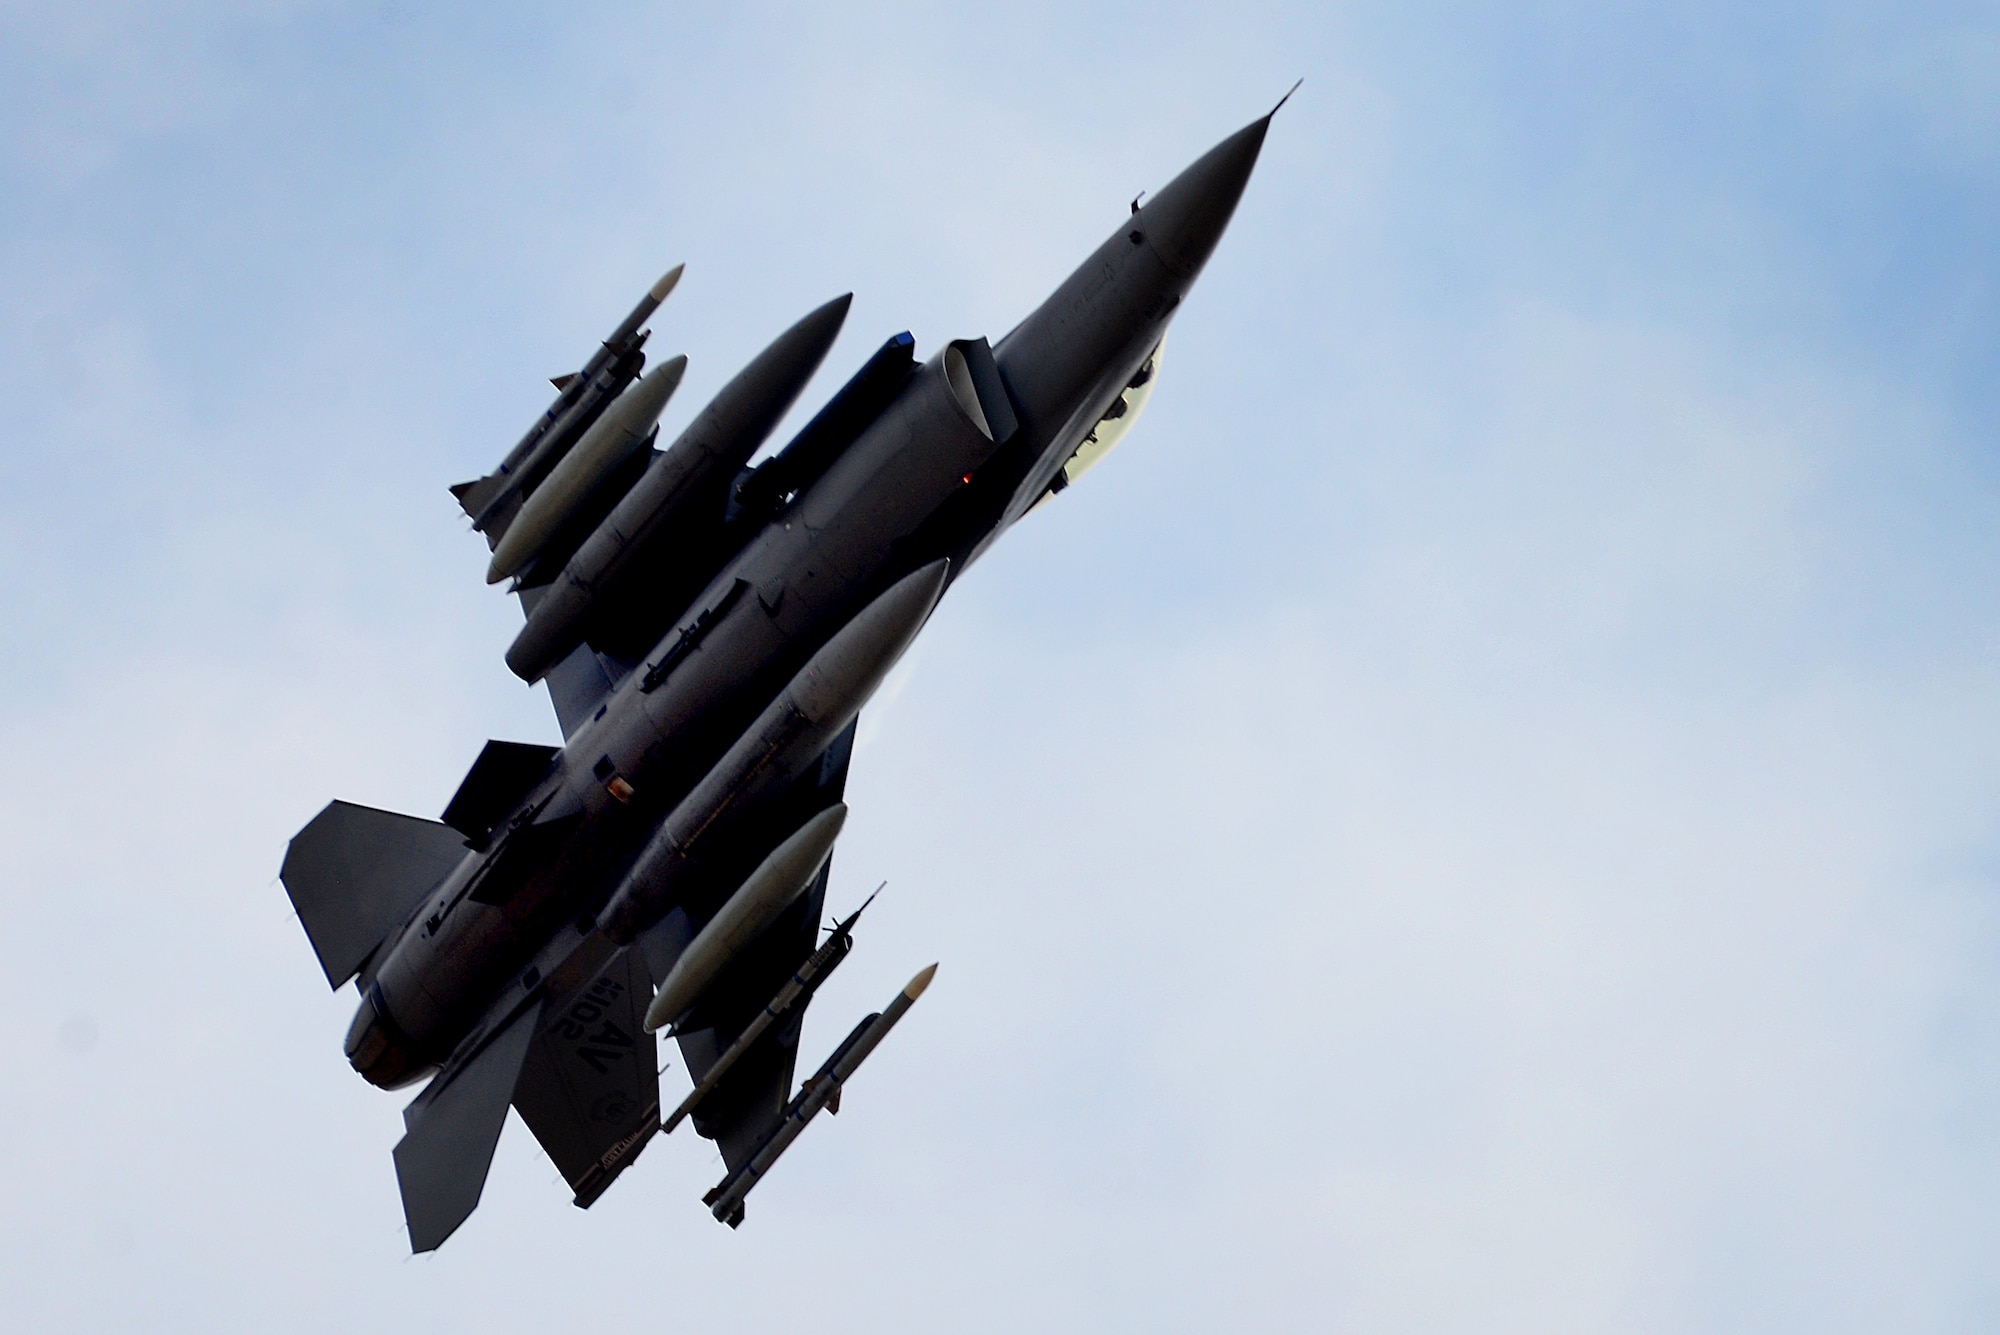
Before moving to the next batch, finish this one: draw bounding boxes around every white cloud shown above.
[2,1,1998,1330]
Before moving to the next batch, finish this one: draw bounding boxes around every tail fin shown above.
[394,999,543,1252]
[450,474,505,522]
[450,476,520,550]
[512,945,660,1209]
[279,801,470,989]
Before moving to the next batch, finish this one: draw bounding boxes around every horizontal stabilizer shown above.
[512,947,660,1208]
[280,801,469,989]
[394,999,542,1253]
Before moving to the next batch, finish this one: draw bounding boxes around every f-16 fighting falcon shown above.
[280,101,1279,1251]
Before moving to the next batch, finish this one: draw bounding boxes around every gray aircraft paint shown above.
[507,294,853,681]
[280,109,1271,1250]
[702,963,938,1228]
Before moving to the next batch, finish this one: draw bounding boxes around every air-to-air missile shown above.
[660,887,880,1134]
[506,294,854,680]
[487,355,688,584]
[456,264,685,534]
[280,103,1278,1252]
[703,964,938,1228]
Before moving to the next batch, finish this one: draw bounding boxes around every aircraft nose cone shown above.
[1139,115,1270,280]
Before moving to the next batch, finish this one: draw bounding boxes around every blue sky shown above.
[3,3,1999,1330]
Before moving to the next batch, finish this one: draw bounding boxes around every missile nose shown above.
[1137,114,1271,281]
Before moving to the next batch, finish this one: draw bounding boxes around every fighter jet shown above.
[280,104,1275,1251]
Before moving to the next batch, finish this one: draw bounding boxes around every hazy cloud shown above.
[1,2,1996,1331]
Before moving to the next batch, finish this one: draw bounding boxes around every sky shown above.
[2,1,1999,1330]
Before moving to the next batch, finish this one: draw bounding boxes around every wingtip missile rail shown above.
[703,963,937,1229]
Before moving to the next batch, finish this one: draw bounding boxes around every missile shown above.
[661,887,878,1135]
[506,294,853,681]
[513,264,680,470]
[462,265,685,531]
[604,263,684,351]
[703,963,937,1228]
[598,558,949,947]
[487,356,687,584]
[643,803,848,1034]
